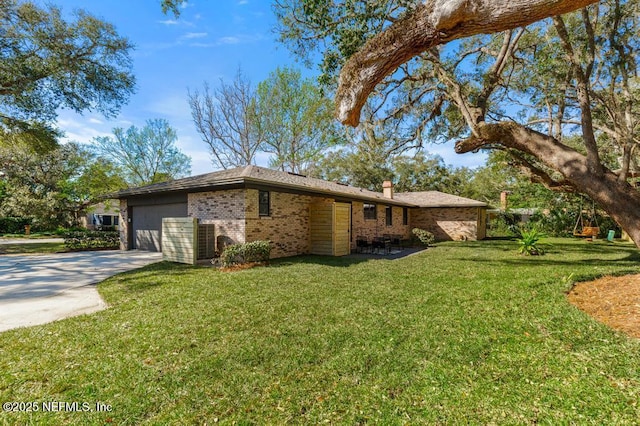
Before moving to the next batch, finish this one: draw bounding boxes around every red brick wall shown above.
[188,190,246,250]
[244,189,313,258]
[411,207,484,241]
[351,201,410,248]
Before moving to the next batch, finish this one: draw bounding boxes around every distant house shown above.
[109,165,487,258]
[79,202,120,231]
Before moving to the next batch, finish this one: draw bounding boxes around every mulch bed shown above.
[218,261,267,272]
[568,274,640,339]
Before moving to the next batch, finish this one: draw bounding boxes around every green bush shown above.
[411,228,435,246]
[220,240,272,267]
[0,217,32,234]
[488,211,522,237]
[64,231,120,251]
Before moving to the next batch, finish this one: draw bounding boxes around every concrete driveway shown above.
[0,250,162,332]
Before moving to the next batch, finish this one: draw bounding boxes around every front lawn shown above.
[0,241,66,255]
[1,239,639,424]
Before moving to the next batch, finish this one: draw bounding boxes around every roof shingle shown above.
[108,166,487,208]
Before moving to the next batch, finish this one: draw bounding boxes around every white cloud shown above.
[182,32,208,40]
[189,34,263,48]
[237,0,249,4]
[88,118,103,125]
[57,116,111,144]
[145,94,192,121]
[218,36,241,45]
[158,19,179,26]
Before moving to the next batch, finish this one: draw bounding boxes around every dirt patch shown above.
[219,262,267,272]
[568,274,640,338]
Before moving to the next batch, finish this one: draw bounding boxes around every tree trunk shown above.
[455,121,640,246]
[336,0,600,126]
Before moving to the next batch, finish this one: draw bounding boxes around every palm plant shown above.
[517,227,548,255]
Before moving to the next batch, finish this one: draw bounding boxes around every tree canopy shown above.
[256,67,338,174]
[0,0,135,151]
[276,0,640,247]
[0,142,126,228]
[92,119,191,187]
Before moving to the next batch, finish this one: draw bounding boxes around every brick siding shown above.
[352,201,410,248]
[188,190,246,252]
[411,207,482,241]
[244,189,312,258]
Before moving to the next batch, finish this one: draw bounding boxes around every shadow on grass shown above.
[453,240,640,283]
[100,261,198,293]
[267,254,371,269]
[266,247,429,269]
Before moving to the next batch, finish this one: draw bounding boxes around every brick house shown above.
[79,202,120,231]
[110,165,487,258]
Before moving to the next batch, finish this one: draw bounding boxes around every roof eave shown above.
[242,177,415,206]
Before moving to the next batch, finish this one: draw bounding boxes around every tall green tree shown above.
[0,0,135,151]
[256,67,337,174]
[92,119,191,186]
[392,153,472,195]
[0,143,126,228]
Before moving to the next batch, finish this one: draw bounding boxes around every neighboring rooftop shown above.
[394,191,488,208]
[108,166,487,209]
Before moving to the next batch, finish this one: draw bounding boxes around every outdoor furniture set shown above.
[355,234,405,255]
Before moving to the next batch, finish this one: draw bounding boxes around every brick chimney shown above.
[500,191,510,211]
[383,180,394,199]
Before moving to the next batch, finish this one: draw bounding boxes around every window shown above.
[259,190,270,216]
[102,215,113,226]
[114,215,119,226]
[363,203,377,220]
[403,207,408,226]
[385,206,392,226]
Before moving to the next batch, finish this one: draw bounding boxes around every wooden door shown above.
[334,203,351,256]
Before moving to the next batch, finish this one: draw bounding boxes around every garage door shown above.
[132,203,188,251]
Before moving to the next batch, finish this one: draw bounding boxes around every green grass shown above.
[0,242,66,255]
[1,239,640,424]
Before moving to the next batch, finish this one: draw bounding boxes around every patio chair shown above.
[372,236,391,255]
[387,234,402,250]
[356,236,371,253]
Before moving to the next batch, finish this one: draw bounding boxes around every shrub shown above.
[488,211,522,238]
[516,227,548,256]
[220,240,272,267]
[64,231,120,251]
[528,208,577,237]
[0,217,32,234]
[412,228,435,246]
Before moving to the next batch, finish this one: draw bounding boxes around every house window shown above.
[385,206,392,226]
[114,216,119,226]
[363,203,377,220]
[102,215,113,226]
[259,190,270,216]
[403,207,408,226]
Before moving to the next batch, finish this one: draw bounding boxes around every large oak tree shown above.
[0,0,135,150]
[276,0,640,247]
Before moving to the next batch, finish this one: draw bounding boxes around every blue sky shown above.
[49,0,486,176]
